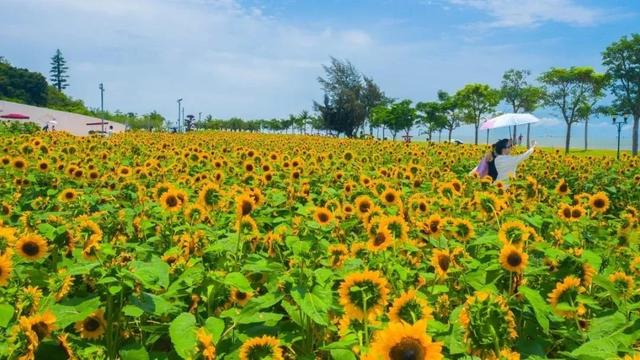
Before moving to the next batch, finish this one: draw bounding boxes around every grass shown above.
[538,147,631,157]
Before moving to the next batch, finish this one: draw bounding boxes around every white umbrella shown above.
[47,120,58,125]
[480,113,540,130]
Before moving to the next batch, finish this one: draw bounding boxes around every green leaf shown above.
[119,344,150,360]
[204,317,225,343]
[169,313,197,360]
[67,262,100,275]
[330,349,357,360]
[588,312,627,340]
[122,305,144,318]
[447,306,466,355]
[127,257,170,290]
[291,286,330,326]
[519,286,550,334]
[570,338,619,360]
[0,304,14,328]
[50,297,101,328]
[129,293,174,316]
[223,272,253,293]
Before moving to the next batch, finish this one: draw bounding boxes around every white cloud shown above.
[448,0,604,28]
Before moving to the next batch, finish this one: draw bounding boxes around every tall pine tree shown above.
[49,49,69,91]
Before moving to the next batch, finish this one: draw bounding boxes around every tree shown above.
[370,104,390,139]
[314,57,381,137]
[49,49,69,92]
[456,83,501,145]
[538,67,607,153]
[362,76,388,135]
[602,34,640,155]
[415,101,448,142]
[500,69,546,147]
[379,100,418,141]
[0,59,48,106]
[438,90,463,141]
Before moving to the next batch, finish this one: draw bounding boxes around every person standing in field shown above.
[518,134,523,145]
[488,138,536,184]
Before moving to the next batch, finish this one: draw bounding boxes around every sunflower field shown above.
[1,131,640,360]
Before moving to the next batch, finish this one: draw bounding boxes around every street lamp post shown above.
[99,83,105,133]
[177,98,183,132]
[612,114,628,160]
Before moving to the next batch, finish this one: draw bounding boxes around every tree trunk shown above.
[584,118,588,151]
[382,126,386,140]
[438,130,442,143]
[513,125,517,143]
[427,129,433,142]
[486,129,490,144]
[448,128,453,141]
[565,122,572,154]
[474,124,479,145]
[526,123,531,148]
[633,115,639,156]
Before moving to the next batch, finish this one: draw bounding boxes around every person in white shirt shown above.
[487,138,536,184]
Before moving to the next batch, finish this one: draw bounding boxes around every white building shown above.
[0,100,126,136]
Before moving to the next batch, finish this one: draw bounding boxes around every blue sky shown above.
[1,0,639,148]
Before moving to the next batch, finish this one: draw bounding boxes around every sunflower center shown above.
[563,208,572,218]
[84,317,100,332]
[385,193,396,203]
[318,212,329,223]
[559,183,568,192]
[389,337,425,360]
[429,220,440,233]
[235,291,247,300]
[32,321,50,339]
[359,202,371,213]
[507,252,522,267]
[22,241,40,256]
[374,232,387,246]
[65,191,74,199]
[594,199,605,208]
[418,203,427,212]
[241,200,253,216]
[438,255,450,271]
[166,195,178,207]
[571,209,582,218]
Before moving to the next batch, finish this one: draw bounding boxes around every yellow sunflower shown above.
[160,189,185,212]
[231,288,254,307]
[498,220,531,248]
[236,193,256,218]
[451,219,475,242]
[15,234,49,261]
[388,290,433,325]
[239,335,284,360]
[355,195,374,218]
[0,251,12,286]
[499,245,528,273]
[380,188,402,207]
[74,309,106,340]
[314,207,334,226]
[58,188,78,202]
[588,192,610,214]
[58,333,78,360]
[339,270,389,320]
[459,291,517,358]
[609,271,634,298]
[368,227,393,252]
[27,311,57,340]
[431,249,452,280]
[555,179,570,195]
[197,328,216,360]
[368,320,443,360]
[548,276,586,318]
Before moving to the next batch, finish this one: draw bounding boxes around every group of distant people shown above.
[471,137,536,184]
[42,124,55,132]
